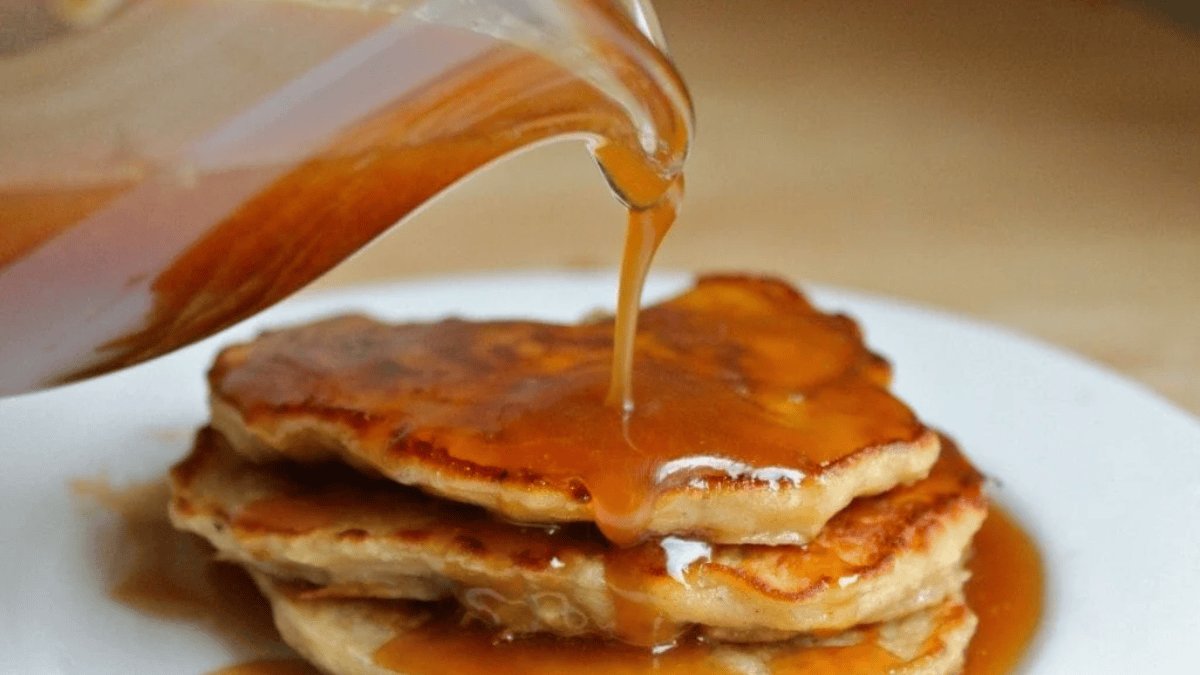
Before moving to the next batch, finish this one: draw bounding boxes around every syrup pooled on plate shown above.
[70,477,288,656]
[962,508,1045,675]
[204,659,323,675]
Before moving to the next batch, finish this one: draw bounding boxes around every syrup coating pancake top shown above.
[209,275,935,545]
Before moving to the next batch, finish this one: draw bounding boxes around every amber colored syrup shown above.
[602,544,685,647]
[71,477,288,656]
[0,3,689,398]
[605,165,683,412]
[0,183,128,268]
[962,507,1045,675]
[68,47,673,385]
[203,659,322,675]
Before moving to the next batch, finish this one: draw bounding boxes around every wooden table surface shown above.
[313,0,1200,418]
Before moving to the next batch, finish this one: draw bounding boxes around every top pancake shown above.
[208,274,939,545]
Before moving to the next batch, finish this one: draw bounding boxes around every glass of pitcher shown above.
[0,0,692,396]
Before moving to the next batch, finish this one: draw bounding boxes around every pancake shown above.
[207,274,940,546]
[248,569,978,675]
[170,427,985,643]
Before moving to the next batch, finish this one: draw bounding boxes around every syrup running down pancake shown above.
[171,427,985,643]
[208,275,940,546]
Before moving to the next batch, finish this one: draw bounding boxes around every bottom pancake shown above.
[250,570,977,675]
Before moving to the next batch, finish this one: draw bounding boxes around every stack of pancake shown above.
[169,275,988,675]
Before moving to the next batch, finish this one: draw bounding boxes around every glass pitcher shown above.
[0,0,692,396]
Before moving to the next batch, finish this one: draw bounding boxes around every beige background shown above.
[314,0,1200,417]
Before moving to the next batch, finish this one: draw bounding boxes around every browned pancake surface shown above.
[208,275,939,545]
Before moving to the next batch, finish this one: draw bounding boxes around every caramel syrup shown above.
[0,0,690,397]
[71,477,288,657]
[204,659,323,675]
[962,508,1044,675]
[603,543,690,646]
[608,181,683,412]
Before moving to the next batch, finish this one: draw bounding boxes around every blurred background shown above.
[315,0,1200,414]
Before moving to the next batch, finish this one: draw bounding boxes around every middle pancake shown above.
[170,427,985,644]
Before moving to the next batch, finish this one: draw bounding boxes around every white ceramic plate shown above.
[2,270,1198,674]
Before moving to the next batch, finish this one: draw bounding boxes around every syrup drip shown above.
[602,544,682,647]
[594,141,685,413]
